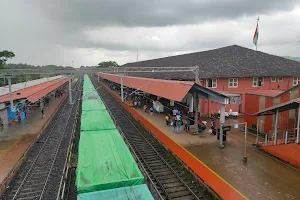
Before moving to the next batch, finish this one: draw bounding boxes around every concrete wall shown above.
[245,85,300,133]
[198,77,295,114]
[201,77,293,92]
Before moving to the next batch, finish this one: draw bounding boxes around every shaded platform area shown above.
[133,106,300,199]
[261,144,300,168]
[0,96,65,194]
[100,80,300,200]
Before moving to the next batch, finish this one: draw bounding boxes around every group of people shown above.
[164,108,190,134]
[130,98,141,109]
[164,107,217,135]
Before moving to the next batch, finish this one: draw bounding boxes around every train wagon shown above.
[76,129,144,194]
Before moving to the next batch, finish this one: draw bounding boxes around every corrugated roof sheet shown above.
[0,75,64,96]
[99,73,194,102]
[0,78,68,103]
[246,90,283,97]
[253,97,300,116]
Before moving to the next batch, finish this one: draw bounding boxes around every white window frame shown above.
[206,78,217,88]
[277,77,283,82]
[293,77,300,86]
[228,78,238,88]
[253,77,264,87]
[271,77,276,82]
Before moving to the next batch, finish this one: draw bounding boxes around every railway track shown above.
[91,77,214,200]
[1,79,82,200]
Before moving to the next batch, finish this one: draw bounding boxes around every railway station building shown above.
[121,45,300,115]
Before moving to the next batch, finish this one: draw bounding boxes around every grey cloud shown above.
[35,0,299,28]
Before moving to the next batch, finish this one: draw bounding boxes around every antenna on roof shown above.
[136,49,139,68]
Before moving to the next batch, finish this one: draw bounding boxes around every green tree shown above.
[97,61,119,68]
[0,50,15,68]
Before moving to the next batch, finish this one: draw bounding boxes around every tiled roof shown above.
[122,45,300,79]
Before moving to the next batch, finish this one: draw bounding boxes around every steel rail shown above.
[92,77,207,200]
[11,80,80,200]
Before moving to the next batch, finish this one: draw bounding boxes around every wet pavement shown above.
[107,88,300,199]
[186,118,300,200]
[0,96,64,187]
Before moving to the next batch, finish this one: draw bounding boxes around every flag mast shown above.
[256,17,259,51]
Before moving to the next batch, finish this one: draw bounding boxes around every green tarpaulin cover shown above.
[76,130,144,194]
[82,99,106,111]
[77,184,153,200]
[82,91,100,100]
[81,110,116,131]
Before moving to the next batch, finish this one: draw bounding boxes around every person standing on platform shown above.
[40,100,45,119]
[165,114,170,126]
[172,117,176,133]
[150,107,154,115]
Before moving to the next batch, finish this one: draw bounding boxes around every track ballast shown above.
[1,79,82,200]
[92,77,214,200]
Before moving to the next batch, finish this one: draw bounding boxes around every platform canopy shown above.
[0,78,68,103]
[97,73,240,104]
[253,97,300,116]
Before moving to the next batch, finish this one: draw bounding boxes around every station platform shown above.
[100,82,300,200]
[260,143,300,168]
[0,96,65,194]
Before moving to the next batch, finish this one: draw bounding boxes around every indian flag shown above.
[253,22,259,46]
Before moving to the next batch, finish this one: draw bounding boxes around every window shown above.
[278,77,283,82]
[228,78,238,87]
[253,77,264,87]
[206,78,217,88]
[271,77,276,82]
[293,77,300,86]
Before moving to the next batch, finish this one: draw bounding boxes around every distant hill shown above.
[284,56,300,62]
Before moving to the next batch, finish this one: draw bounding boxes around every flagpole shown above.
[256,17,259,51]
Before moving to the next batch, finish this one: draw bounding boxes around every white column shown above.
[255,116,259,145]
[219,104,225,146]
[188,95,193,113]
[7,77,13,108]
[120,76,124,102]
[274,110,279,145]
[68,75,72,104]
[296,104,300,144]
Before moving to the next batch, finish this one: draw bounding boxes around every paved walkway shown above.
[106,86,300,200]
[133,108,300,200]
[0,96,65,194]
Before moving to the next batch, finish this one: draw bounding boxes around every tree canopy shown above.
[0,50,15,68]
[97,61,119,68]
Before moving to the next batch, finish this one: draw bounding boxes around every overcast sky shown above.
[1,0,300,67]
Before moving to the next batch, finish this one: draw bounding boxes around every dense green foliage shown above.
[97,61,119,68]
[0,50,15,68]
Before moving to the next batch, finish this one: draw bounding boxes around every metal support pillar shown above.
[243,122,248,163]
[194,92,199,132]
[255,116,259,145]
[194,66,200,84]
[297,104,300,144]
[68,75,72,104]
[274,110,279,145]
[120,75,124,102]
[7,77,13,108]
[219,104,225,147]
